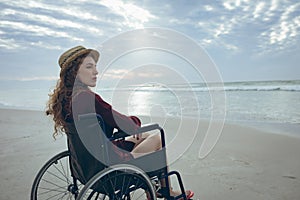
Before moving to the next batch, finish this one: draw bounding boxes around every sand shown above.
[0,108,299,200]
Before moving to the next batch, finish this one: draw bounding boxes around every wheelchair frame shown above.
[31,113,188,200]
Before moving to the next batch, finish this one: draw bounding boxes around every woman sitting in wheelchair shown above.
[46,46,194,199]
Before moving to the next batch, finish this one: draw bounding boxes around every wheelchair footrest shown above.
[158,170,188,200]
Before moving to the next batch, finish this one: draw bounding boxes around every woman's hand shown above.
[132,133,142,140]
[130,116,141,126]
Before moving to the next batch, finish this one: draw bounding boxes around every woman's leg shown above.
[127,131,193,199]
[127,130,162,158]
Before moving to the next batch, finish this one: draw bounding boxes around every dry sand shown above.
[0,108,299,200]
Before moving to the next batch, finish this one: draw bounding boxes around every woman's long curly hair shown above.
[46,52,94,138]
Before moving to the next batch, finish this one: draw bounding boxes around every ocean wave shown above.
[99,85,300,92]
[221,85,300,92]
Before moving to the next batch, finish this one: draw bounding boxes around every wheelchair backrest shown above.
[66,113,111,184]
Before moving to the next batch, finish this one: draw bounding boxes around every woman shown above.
[46,45,194,199]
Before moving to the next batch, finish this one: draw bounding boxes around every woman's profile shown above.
[46,45,194,199]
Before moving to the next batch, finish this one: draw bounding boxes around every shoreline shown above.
[225,119,300,138]
[1,107,299,138]
[1,108,300,199]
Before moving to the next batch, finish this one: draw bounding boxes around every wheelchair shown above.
[31,113,189,200]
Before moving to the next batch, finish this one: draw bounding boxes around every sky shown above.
[0,0,300,84]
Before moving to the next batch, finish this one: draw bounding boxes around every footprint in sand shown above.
[282,175,297,180]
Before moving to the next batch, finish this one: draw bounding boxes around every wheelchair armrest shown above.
[135,123,166,148]
[134,123,160,134]
[111,124,161,141]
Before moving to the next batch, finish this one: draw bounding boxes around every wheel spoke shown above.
[78,165,155,200]
[44,171,65,183]
[36,159,156,200]
[31,151,77,200]
[53,162,71,184]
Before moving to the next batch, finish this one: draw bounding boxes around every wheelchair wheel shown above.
[31,151,81,200]
[77,164,156,200]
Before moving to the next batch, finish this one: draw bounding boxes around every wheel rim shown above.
[32,155,156,200]
[31,151,81,200]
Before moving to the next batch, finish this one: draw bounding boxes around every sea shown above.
[0,79,299,136]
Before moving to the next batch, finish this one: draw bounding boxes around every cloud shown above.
[99,0,157,29]
[188,0,300,55]
[19,76,59,81]
[258,2,300,55]
[1,8,103,36]
[0,0,100,21]
[0,0,158,51]
[194,11,240,51]
[253,2,265,19]
[0,0,299,58]
[0,0,106,50]
[214,22,231,38]
[0,76,58,81]
[223,0,248,10]
[0,20,84,41]
[102,68,162,80]
[102,69,130,80]
[204,5,214,11]
[0,38,22,50]
[29,41,62,50]
[265,0,279,20]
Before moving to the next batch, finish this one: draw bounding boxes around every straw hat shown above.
[58,46,100,69]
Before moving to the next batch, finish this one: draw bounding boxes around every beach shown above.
[0,108,299,200]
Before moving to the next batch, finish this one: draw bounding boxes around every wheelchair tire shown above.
[30,151,81,200]
[77,164,156,200]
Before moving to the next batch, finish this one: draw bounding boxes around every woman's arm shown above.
[72,91,141,134]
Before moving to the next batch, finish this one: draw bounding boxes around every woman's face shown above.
[77,56,98,87]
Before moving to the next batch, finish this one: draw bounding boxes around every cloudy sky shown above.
[0,0,300,84]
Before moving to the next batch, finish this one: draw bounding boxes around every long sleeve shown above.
[71,90,141,134]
